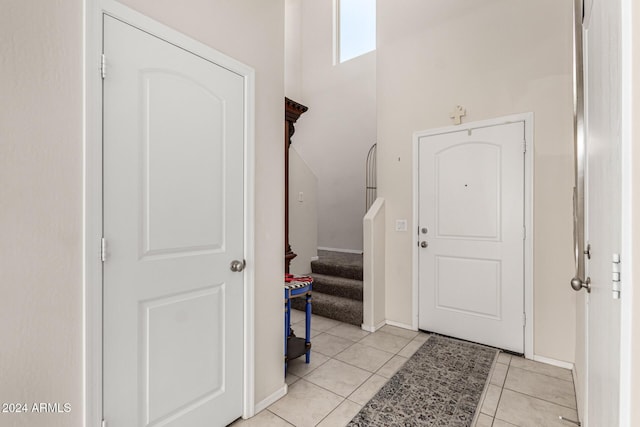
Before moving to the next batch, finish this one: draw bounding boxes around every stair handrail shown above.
[366,143,377,212]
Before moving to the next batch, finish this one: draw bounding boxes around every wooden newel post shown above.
[284,97,308,273]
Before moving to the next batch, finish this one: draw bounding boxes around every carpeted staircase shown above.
[291,250,363,326]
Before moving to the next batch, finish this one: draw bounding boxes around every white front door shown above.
[583,0,622,424]
[102,15,245,427]
[418,122,525,353]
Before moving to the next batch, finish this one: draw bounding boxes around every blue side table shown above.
[284,276,312,374]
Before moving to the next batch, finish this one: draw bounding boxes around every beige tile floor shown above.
[232,310,578,427]
[477,353,579,427]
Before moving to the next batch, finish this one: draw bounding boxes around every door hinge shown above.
[522,141,527,153]
[612,253,621,299]
[523,312,527,327]
[101,54,106,79]
[101,237,107,262]
[522,226,526,240]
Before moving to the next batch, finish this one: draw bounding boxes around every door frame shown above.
[83,1,256,425]
[412,113,534,359]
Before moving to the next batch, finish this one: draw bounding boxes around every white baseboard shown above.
[253,384,287,415]
[532,354,574,370]
[385,319,418,331]
[361,320,386,333]
[317,246,363,254]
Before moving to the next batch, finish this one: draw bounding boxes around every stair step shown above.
[291,292,362,327]
[311,251,363,281]
[310,273,362,301]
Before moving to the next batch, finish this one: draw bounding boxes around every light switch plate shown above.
[395,219,408,232]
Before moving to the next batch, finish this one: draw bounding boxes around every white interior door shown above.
[583,0,622,424]
[102,15,245,427]
[418,122,525,353]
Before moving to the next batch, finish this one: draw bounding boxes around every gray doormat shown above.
[348,334,498,426]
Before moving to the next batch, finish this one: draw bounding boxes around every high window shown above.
[336,0,376,63]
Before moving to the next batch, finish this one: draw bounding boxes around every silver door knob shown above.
[570,276,591,293]
[230,260,246,272]
[420,241,428,248]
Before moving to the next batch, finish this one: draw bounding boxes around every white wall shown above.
[285,0,303,101]
[1,1,285,425]
[291,0,377,252]
[286,0,318,275]
[289,147,319,275]
[1,1,83,426]
[363,198,386,331]
[377,0,577,362]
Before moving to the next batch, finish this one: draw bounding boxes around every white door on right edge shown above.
[583,0,622,423]
[418,122,525,353]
